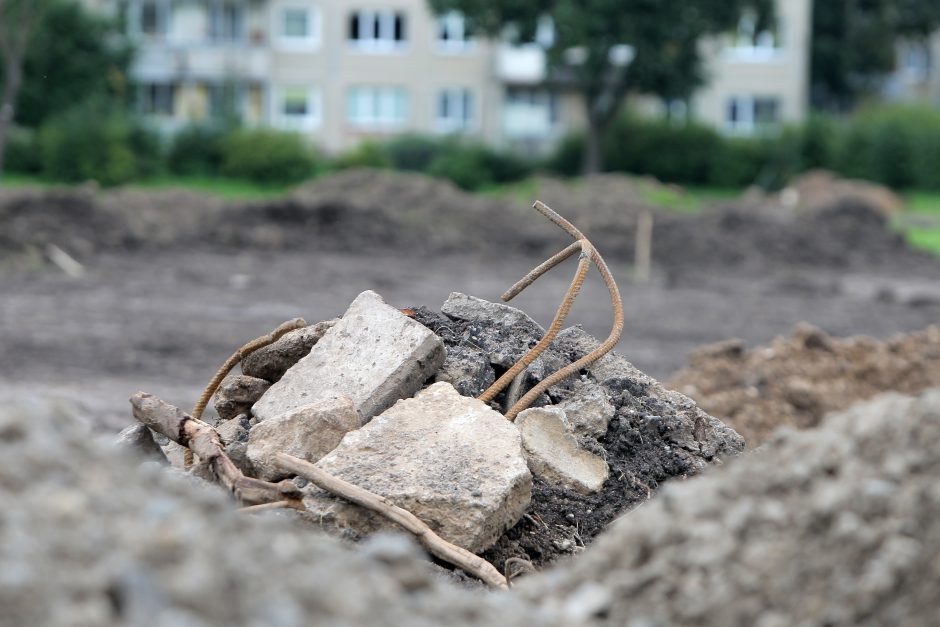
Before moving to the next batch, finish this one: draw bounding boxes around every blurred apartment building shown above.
[85,0,811,153]
[885,35,940,105]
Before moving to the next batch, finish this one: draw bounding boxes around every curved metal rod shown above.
[503,201,624,420]
[477,240,592,404]
[184,317,307,468]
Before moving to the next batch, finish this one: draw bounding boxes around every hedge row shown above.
[7,103,940,190]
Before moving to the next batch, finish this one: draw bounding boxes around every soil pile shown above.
[6,379,940,624]
[668,324,940,446]
[521,388,940,626]
[2,169,935,277]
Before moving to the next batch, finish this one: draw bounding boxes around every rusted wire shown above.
[477,240,593,404]
[184,317,307,468]
[496,201,624,421]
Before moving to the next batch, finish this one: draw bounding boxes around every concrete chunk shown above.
[303,382,532,553]
[241,320,337,383]
[441,292,544,368]
[214,375,270,421]
[247,396,360,481]
[557,382,615,437]
[252,291,445,423]
[516,407,609,494]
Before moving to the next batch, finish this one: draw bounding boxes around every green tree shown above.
[0,0,131,174]
[428,0,772,173]
[0,0,50,174]
[811,0,940,111]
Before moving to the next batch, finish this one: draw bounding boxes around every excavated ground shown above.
[2,170,939,430]
[2,170,940,623]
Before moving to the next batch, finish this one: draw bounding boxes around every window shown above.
[348,10,407,51]
[436,11,472,51]
[346,86,408,128]
[436,88,474,132]
[728,8,782,60]
[139,83,175,116]
[725,95,780,135]
[277,86,321,130]
[900,43,931,82]
[208,1,244,43]
[503,88,560,138]
[136,0,168,38]
[277,6,320,50]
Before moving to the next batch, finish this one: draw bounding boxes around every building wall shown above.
[90,0,812,152]
[693,0,812,134]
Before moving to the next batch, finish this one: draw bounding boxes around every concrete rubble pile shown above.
[119,289,744,569]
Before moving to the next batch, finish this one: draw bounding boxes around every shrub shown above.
[427,141,532,190]
[168,125,227,176]
[2,126,41,174]
[544,133,585,177]
[605,116,710,183]
[333,141,391,170]
[38,101,162,186]
[829,105,940,189]
[384,134,448,171]
[220,128,319,184]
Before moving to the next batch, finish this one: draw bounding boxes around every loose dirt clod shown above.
[669,323,940,446]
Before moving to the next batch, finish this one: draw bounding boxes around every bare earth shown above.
[1,247,937,432]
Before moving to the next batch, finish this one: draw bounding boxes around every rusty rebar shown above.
[501,201,624,420]
[477,240,592,404]
[184,317,307,468]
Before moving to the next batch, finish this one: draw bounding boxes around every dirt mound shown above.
[782,168,904,217]
[667,324,940,447]
[6,381,940,624]
[1,170,935,278]
[520,388,940,626]
[219,168,540,255]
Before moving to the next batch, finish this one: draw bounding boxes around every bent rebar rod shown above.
[478,201,624,421]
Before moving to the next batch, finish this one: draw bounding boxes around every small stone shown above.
[113,424,165,464]
[252,291,445,424]
[241,319,338,382]
[516,407,609,495]
[303,382,531,553]
[214,375,270,421]
[247,395,360,482]
[557,382,615,437]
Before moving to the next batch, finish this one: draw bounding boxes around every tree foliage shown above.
[811,0,940,111]
[13,0,132,128]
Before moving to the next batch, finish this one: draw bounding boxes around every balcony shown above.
[494,44,547,84]
[133,43,270,82]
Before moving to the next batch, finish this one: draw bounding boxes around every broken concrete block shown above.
[516,407,609,495]
[303,382,531,553]
[557,381,615,437]
[247,395,360,482]
[216,414,250,446]
[441,292,544,368]
[252,291,445,423]
[433,344,495,397]
[241,319,337,383]
[213,375,270,421]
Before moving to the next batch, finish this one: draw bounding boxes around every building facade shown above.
[91,0,811,153]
